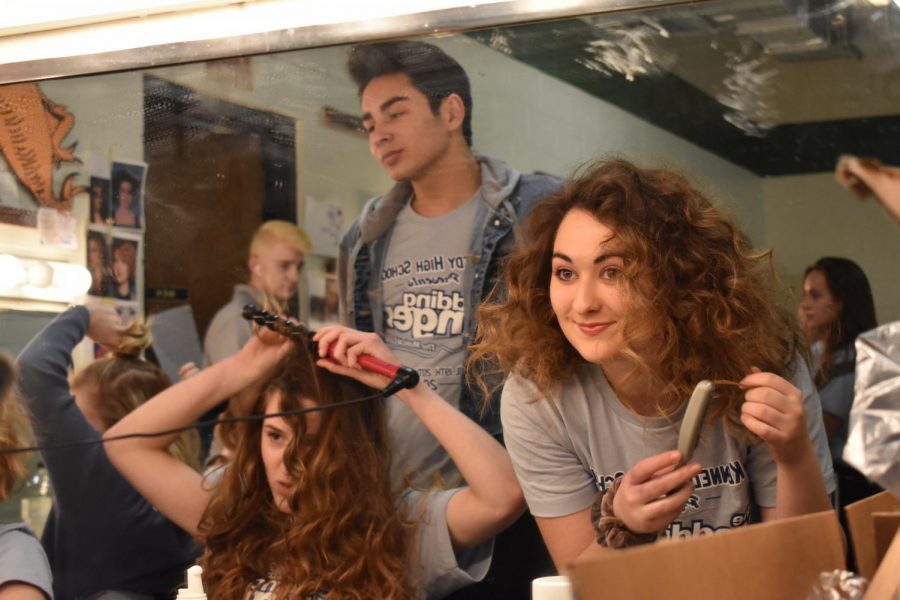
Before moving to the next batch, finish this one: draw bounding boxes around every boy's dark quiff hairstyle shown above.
[348,41,474,147]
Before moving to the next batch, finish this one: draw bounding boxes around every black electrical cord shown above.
[0,390,386,455]
[1,304,419,455]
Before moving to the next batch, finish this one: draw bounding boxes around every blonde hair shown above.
[0,354,31,501]
[249,220,312,257]
[73,322,200,470]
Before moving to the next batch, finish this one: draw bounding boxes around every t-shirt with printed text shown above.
[380,194,480,487]
[501,360,836,539]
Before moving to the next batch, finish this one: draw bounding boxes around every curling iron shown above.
[240,304,419,396]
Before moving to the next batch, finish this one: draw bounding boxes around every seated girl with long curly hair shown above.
[104,322,524,598]
[469,159,836,571]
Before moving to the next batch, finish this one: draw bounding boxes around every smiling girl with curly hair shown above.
[470,158,836,570]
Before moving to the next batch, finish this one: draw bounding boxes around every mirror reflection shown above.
[1,0,899,597]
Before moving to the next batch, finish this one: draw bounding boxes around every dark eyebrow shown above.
[360,96,410,122]
[552,251,625,264]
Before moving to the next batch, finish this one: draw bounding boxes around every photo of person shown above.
[86,228,111,297]
[89,176,111,224]
[110,161,147,229]
[107,235,141,301]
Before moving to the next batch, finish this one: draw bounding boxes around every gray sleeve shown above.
[747,357,837,507]
[500,375,596,518]
[818,372,855,423]
[404,489,493,600]
[0,525,53,598]
[203,308,252,366]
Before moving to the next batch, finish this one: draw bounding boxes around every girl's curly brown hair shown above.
[198,344,412,599]
[470,159,801,437]
[0,353,31,500]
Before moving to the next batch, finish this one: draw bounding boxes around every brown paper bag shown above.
[570,510,844,600]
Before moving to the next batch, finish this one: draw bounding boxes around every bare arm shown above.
[836,155,900,223]
[0,582,48,600]
[314,326,526,550]
[104,330,292,535]
[398,384,525,549]
[535,508,607,572]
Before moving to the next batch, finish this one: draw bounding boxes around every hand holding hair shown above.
[738,367,812,466]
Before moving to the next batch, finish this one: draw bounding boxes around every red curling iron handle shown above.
[357,354,401,379]
[320,342,397,378]
[321,343,420,394]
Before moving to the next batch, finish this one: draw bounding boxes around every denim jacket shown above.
[338,153,561,434]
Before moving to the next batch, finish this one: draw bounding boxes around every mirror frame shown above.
[0,0,708,84]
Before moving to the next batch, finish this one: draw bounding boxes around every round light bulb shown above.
[0,254,26,289]
[26,261,54,288]
[52,263,92,296]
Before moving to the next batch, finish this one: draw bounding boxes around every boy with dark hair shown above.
[340,40,561,486]
[339,40,559,598]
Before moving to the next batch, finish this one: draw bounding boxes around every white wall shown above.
[762,172,900,323]
[435,36,766,244]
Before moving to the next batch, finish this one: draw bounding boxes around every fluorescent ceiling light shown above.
[0,0,512,66]
[0,1,250,37]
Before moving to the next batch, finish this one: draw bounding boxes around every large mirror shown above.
[1,0,899,590]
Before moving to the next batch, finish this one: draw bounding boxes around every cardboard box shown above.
[569,510,845,600]
[845,490,900,580]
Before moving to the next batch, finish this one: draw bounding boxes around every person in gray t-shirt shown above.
[339,42,562,489]
[472,159,837,571]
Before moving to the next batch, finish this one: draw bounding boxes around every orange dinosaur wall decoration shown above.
[0,82,86,211]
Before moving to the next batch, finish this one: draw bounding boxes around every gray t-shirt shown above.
[203,284,263,366]
[501,360,836,539]
[0,522,53,599]
[381,195,480,487]
[245,488,493,599]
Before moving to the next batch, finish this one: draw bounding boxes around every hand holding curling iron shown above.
[241,304,419,395]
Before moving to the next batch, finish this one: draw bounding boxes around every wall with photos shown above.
[0,71,146,355]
